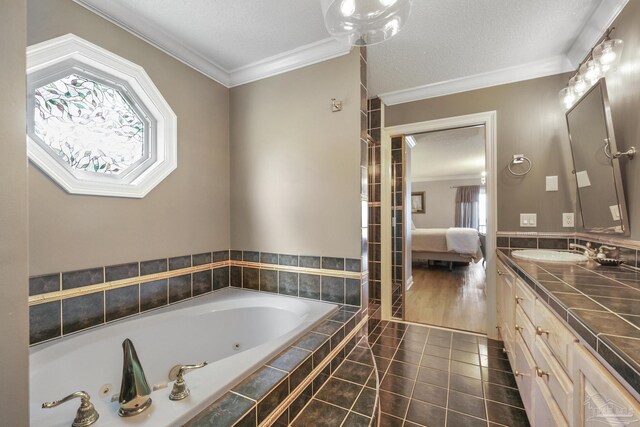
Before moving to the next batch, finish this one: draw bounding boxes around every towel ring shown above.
[508,154,532,176]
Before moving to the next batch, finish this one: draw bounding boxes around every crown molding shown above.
[566,0,629,67]
[73,0,352,88]
[72,0,231,86]
[228,38,352,87]
[379,55,574,106]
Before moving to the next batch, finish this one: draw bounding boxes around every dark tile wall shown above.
[367,97,382,308]
[29,251,230,345]
[391,136,404,319]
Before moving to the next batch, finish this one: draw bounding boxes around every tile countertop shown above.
[497,249,640,396]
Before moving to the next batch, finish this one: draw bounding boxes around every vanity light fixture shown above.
[560,27,623,110]
[321,0,413,46]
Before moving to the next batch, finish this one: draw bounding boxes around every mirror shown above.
[566,79,629,235]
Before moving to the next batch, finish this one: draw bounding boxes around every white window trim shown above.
[26,34,177,198]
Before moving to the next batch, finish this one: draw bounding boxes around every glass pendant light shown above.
[559,86,576,110]
[321,0,413,46]
[593,38,624,74]
[579,59,603,86]
[569,73,587,97]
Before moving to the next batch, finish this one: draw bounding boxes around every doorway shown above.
[382,112,498,337]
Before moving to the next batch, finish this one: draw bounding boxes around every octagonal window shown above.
[27,34,177,198]
[33,73,147,175]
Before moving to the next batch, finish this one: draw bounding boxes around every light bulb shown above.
[340,0,355,17]
[559,87,576,110]
[579,60,602,85]
[569,74,587,96]
[593,38,624,73]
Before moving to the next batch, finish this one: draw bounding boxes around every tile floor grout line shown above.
[402,325,430,426]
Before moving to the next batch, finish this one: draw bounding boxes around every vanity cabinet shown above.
[573,344,640,427]
[497,258,640,427]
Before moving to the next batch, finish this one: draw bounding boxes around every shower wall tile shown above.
[279,271,299,297]
[279,254,299,267]
[106,285,139,322]
[260,270,278,293]
[169,255,192,270]
[213,266,230,290]
[322,257,345,271]
[213,250,230,262]
[299,256,321,269]
[299,274,321,300]
[193,252,213,266]
[169,274,192,303]
[243,251,260,263]
[322,276,345,304]
[62,267,104,290]
[193,270,213,296]
[30,301,61,344]
[140,279,168,312]
[62,292,104,334]
[260,252,279,265]
[105,262,139,282]
[230,266,242,288]
[29,273,60,296]
[140,258,168,275]
[243,267,260,290]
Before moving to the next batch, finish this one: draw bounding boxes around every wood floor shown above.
[405,261,487,334]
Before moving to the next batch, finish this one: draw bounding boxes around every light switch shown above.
[520,213,537,228]
[546,176,558,192]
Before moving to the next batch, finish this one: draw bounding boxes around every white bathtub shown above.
[30,288,338,426]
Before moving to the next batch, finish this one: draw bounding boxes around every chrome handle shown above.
[498,270,505,276]
[514,370,528,377]
[536,326,550,337]
[536,367,550,379]
[169,361,208,401]
[502,347,510,354]
[515,295,523,304]
[42,391,99,427]
[515,324,521,332]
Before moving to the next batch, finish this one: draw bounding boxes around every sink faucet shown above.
[118,338,152,417]
[569,242,597,258]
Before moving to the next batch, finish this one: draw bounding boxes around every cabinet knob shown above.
[536,367,550,379]
[536,326,550,337]
[515,324,521,332]
[502,347,510,354]
[498,270,505,276]
[515,295,523,304]
[514,370,528,377]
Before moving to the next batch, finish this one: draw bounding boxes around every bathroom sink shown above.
[512,249,589,263]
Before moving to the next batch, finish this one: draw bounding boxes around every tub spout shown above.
[118,338,152,417]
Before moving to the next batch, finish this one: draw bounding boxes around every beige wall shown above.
[230,51,362,258]
[0,0,29,424]
[605,0,640,241]
[28,0,230,275]
[386,74,576,233]
[411,179,483,229]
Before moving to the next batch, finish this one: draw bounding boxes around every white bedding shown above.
[411,227,482,261]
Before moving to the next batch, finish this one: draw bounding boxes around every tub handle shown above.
[42,391,99,427]
[169,362,209,401]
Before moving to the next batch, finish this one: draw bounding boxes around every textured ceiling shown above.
[411,127,485,181]
[74,0,613,95]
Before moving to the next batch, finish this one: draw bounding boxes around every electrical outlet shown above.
[563,213,575,228]
[520,213,537,227]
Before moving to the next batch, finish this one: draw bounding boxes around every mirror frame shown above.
[566,78,630,236]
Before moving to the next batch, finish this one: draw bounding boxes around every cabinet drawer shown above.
[516,305,535,352]
[534,336,573,424]
[515,278,536,322]
[534,299,576,373]
[533,376,569,427]
[515,333,535,415]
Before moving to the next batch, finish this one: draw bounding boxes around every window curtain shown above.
[455,185,480,229]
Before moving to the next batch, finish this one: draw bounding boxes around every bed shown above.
[411,227,484,269]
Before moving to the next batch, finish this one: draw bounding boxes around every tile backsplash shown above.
[29,250,366,346]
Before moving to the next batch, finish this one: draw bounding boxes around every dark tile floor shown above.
[370,321,530,427]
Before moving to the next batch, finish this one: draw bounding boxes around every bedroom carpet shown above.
[406,261,486,333]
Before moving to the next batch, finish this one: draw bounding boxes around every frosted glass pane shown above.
[33,74,145,175]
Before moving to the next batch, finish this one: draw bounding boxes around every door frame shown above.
[382,111,498,338]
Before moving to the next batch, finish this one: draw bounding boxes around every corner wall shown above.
[230,51,362,258]
[27,0,230,275]
[0,0,29,424]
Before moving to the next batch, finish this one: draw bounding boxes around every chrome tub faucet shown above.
[118,338,152,417]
